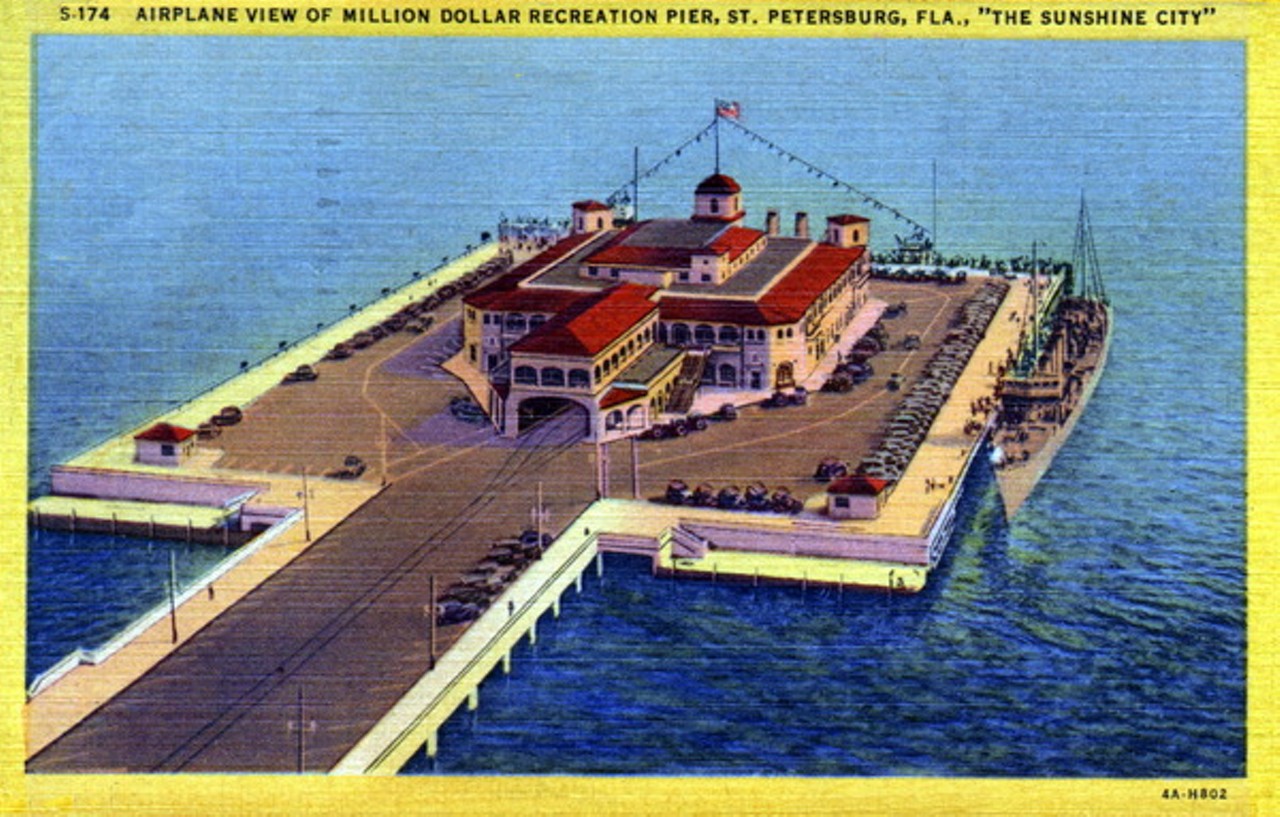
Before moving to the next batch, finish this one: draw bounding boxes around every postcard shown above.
[2,1,1266,813]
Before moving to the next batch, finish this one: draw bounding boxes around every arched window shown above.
[529,315,546,330]
[594,364,602,380]
[694,324,716,345]
[709,198,720,214]
[718,325,739,344]
[719,363,737,385]
[656,323,668,343]
[671,323,690,345]
[514,365,537,385]
[505,313,527,332]
[626,405,646,429]
[606,410,624,430]
[568,369,590,389]
[540,367,565,387]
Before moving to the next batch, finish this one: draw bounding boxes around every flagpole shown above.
[713,101,721,174]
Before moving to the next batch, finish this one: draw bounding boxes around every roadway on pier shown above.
[27,411,597,773]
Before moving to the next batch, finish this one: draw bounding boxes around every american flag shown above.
[715,99,741,120]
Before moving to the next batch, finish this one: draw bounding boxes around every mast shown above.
[1031,240,1040,367]
[632,146,640,221]
[1072,192,1108,304]
[931,159,938,262]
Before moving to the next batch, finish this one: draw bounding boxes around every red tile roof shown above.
[707,227,765,260]
[465,283,588,314]
[827,475,893,495]
[573,200,612,212]
[511,283,658,358]
[658,297,768,326]
[827,214,869,225]
[600,387,647,409]
[695,173,741,194]
[756,244,863,322]
[660,244,864,326]
[465,233,603,312]
[585,243,696,269]
[134,422,196,443]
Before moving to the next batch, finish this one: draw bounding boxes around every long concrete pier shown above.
[26,260,1031,773]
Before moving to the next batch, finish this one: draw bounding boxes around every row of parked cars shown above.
[639,403,738,440]
[196,405,243,440]
[661,480,804,515]
[859,280,1010,482]
[324,257,509,362]
[434,529,553,626]
[873,266,969,285]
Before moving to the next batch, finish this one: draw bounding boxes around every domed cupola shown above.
[692,173,745,223]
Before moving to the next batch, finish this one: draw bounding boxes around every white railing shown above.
[27,509,302,699]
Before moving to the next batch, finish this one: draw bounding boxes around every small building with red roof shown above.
[826,474,895,519]
[133,422,197,467]
[460,173,873,441]
[571,200,614,235]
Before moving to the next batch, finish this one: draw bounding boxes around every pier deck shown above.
[27,410,599,772]
[27,264,1031,773]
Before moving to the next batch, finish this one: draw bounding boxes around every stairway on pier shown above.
[665,351,709,415]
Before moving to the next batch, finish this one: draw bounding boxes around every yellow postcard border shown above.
[0,1,1272,814]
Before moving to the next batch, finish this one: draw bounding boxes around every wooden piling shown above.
[168,547,179,644]
[630,436,641,499]
[428,575,437,670]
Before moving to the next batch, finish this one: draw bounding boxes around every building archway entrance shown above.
[516,396,591,439]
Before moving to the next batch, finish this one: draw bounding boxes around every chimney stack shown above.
[794,211,810,239]
[766,210,780,236]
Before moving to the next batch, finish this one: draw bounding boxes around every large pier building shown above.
[461,174,873,441]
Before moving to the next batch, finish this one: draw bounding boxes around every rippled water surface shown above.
[30,38,1244,776]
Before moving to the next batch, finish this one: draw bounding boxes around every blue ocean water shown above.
[30,37,1244,776]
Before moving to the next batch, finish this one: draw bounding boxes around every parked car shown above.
[666,479,692,505]
[712,403,739,421]
[814,457,849,482]
[211,405,243,426]
[282,364,318,383]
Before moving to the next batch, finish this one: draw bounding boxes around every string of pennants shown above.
[719,116,930,237]
[604,119,719,209]
[605,111,931,240]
